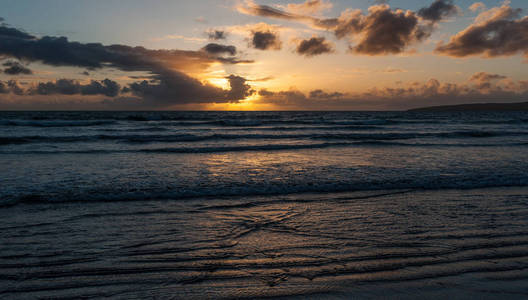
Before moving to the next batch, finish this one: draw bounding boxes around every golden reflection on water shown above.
[202,149,377,173]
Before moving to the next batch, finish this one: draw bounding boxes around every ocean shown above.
[1,111,528,298]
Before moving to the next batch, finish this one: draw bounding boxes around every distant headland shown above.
[408,102,528,112]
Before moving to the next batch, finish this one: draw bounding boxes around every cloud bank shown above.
[256,72,528,110]
[0,24,254,107]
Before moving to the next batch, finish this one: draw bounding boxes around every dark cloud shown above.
[338,5,430,55]
[257,89,308,106]
[0,26,34,39]
[309,89,344,99]
[127,73,253,105]
[35,79,79,95]
[202,43,236,56]
[470,72,507,82]
[240,1,328,21]
[81,71,90,76]
[126,79,222,105]
[207,30,227,40]
[469,72,508,90]
[0,81,8,93]
[127,75,155,80]
[238,1,460,56]
[0,28,227,70]
[251,31,282,50]
[258,88,345,103]
[258,89,275,97]
[238,2,303,21]
[7,80,24,95]
[82,79,121,97]
[3,61,32,75]
[435,4,528,58]
[5,74,528,110]
[0,24,254,105]
[215,57,254,64]
[31,78,120,97]
[418,0,458,22]
[249,76,274,82]
[226,75,254,100]
[296,37,334,56]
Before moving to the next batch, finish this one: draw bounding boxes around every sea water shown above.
[1,111,527,298]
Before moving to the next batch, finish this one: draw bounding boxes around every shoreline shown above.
[3,185,528,209]
[1,185,528,298]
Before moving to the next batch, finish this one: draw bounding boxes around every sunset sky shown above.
[1,0,527,110]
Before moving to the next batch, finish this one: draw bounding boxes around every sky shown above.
[0,0,527,110]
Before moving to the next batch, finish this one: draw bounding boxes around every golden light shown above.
[204,93,279,111]
[207,77,230,90]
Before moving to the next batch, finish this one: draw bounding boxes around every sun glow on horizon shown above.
[204,93,279,111]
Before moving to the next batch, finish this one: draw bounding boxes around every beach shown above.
[2,0,528,297]
[1,187,527,299]
[1,111,528,298]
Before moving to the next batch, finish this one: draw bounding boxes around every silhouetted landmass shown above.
[409,102,528,112]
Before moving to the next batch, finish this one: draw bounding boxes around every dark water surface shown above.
[1,111,528,298]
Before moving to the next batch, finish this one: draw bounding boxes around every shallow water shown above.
[2,111,528,205]
[1,111,528,298]
[1,188,527,298]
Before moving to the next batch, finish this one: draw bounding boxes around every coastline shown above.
[408,102,528,112]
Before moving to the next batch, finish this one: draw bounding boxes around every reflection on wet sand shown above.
[1,187,527,298]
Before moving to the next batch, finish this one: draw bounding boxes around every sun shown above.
[204,93,278,111]
[207,77,231,90]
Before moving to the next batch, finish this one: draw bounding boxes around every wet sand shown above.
[1,187,527,299]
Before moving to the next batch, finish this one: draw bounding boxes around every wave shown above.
[3,117,528,128]
[0,120,116,127]
[3,130,528,145]
[2,111,528,126]
[0,142,353,154]
[101,127,169,132]
[0,117,398,127]
[255,125,383,131]
[2,172,528,207]
[139,120,393,127]
[99,125,382,133]
[473,118,528,125]
[2,141,528,156]
[167,119,399,127]
[139,142,352,153]
[118,114,399,125]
